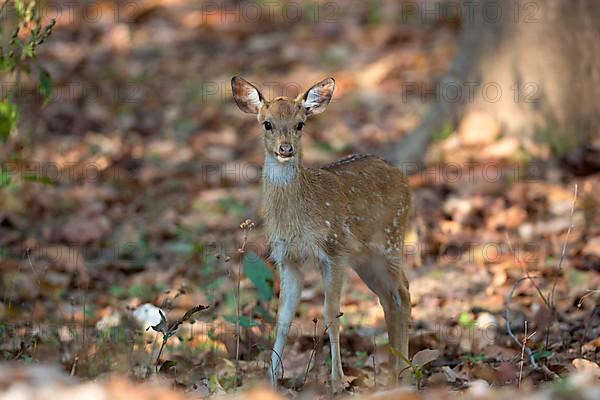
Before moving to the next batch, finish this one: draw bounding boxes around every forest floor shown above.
[0,0,599,398]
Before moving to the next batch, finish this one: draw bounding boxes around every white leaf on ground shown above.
[133,303,165,331]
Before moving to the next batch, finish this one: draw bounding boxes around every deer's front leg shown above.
[321,257,346,392]
[270,262,303,386]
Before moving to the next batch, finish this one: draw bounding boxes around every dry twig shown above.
[234,219,254,388]
[577,289,600,309]
[302,313,343,388]
[505,277,559,380]
[518,321,536,388]
[550,184,578,310]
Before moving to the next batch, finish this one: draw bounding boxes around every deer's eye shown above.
[296,122,304,131]
[263,121,272,130]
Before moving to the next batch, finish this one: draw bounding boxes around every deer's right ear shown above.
[232,76,264,114]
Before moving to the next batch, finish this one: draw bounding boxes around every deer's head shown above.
[232,76,335,164]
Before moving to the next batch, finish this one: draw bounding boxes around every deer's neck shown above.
[263,151,301,186]
[262,152,308,242]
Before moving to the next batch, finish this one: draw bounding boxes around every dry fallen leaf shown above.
[412,349,441,367]
[572,358,600,379]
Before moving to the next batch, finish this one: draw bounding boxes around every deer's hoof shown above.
[331,378,349,394]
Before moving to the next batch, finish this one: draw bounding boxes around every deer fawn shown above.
[232,76,411,391]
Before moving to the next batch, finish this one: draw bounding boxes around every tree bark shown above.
[387,0,600,166]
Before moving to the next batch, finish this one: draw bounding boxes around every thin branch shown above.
[580,305,600,356]
[70,356,78,377]
[302,315,342,388]
[303,318,319,387]
[25,248,41,286]
[518,321,536,388]
[505,277,537,367]
[234,219,254,388]
[155,340,167,374]
[505,277,559,380]
[577,289,600,309]
[505,233,551,310]
[550,184,578,309]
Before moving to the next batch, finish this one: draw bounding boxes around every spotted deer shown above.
[232,76,412,391]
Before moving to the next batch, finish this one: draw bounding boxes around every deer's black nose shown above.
[278,143,294,157]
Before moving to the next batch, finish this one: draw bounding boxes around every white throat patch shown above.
[263,152,298,185]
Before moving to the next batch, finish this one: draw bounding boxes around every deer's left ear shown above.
[299,78,335,116]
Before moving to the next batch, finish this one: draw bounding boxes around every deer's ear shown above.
[232,76,264,114]
[299,77,335,116]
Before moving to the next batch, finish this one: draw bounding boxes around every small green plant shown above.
[459,311,477,329]
[432,121,454,142]
[0,101,18,141]
[243,251,274,302]
[0,164,14,188]
[532,347,553,362]
[0,1,56,140]
[0,0,56,194]
[1,1,56,73]
[223,314,257,328]
[465,353,486,364]
[391,347,440,390]
[534,127,576,157]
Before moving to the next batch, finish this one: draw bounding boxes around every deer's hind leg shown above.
[352,248,411,386]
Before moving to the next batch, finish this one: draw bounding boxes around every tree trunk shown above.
[387,0,600,166]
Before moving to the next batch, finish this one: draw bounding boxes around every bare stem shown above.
[303,318,320,387]
[234,219,254,388]
[577,289,600,309]
[302,315,341,388]
[550,184,578,310]
[505,277,559,380]
[518,321,536,388]
[155,339,167,374]
[505,233,550,310]
[70,356,78,377]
